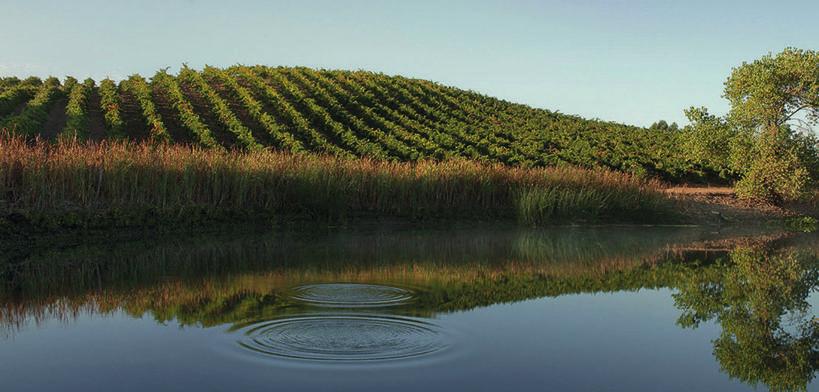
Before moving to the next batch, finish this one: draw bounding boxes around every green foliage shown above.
[99,78,126,139]
[791,130,819,188]
[236,66,352,157]
[674,246,819,391]
[0,76,21,91]
[179,65,260,149]
[683,48,819,202]
[62,76,78,93]
[725,48,819,202]
[152,69,217,147]
[121,74,170,143]
[784,216,818,233]
[649,120,679,131]
[680,107,743,179]
[267,67,386,157]
[0,65,711,182]
[516,180,669,224]
[0,77,61,136]
[327,69,443,158]
[0,59,812,202]
[286,68,412,160]
[0,77,40,118]
[206,67,305,152]
[726,128,756,177]
[62,78,95,140]
[725,48,819,130]
[735,130,812,203]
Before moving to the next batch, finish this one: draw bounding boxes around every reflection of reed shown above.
[1,227,808,331]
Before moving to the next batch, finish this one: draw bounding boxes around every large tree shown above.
[683,48,819,202]
[727,48,818,202]
[725,48,819,134]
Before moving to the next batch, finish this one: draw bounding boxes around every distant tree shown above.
[650,120,680,132]
[669,122,679,131]
[0,76,20,89]
[650,120,669,131]
[680,107,745,179]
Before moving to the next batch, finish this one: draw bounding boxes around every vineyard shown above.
[0,66,699,182]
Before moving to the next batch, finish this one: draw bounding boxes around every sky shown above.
[1,0,817,127]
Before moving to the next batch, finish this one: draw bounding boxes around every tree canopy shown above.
[681,48,819,203]
[725,48,819,133]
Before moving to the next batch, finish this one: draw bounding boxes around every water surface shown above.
[1,225,816,391]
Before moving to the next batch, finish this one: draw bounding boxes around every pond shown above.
[1,225,816,391]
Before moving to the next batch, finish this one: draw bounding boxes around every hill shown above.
[0,66,695,181]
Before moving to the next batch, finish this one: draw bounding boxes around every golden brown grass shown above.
[0,133,671,227]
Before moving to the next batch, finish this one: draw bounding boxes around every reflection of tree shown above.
[673,247,819,392]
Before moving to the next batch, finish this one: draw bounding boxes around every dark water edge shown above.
[0,224,816,391]
[0,205,689,246]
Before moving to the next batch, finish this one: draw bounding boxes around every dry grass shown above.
[0,133,671,227]
[664,186,735,195]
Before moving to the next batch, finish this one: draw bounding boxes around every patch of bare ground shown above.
[177,79,237,147]
[234,76,311,148]
[119,87,149,141]
[151,82,194,144]
[39,98,67,141]
[204,75,275,147]
[8,100,30,118]
[664,186,818,225]
[85,88,108,141]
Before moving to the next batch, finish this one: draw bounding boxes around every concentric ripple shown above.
[290,283,414,307]
[238,315,446,362]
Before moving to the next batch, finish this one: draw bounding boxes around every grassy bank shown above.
[0,134,673,231]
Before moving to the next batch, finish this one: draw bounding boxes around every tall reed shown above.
[0,133,672,228]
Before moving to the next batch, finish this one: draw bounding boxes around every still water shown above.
[1,225,816,391]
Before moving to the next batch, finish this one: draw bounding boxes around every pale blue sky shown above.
[1,0,816,127]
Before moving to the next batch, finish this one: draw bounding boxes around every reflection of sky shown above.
[0,289,772,391]
[780,291,819,336]
[1,0,818,127]
[1,228,814,390]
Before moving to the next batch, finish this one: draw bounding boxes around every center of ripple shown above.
[238,315,446,362]
[290,283,414,307]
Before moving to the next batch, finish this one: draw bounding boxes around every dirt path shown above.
[119,86,149,141]
[85,89,108,141]
[664,186,734,196]
[206,75,275,146]
[40,98,67,141]
[664,186,816,224]
[6,99,31,119]
[151,82,193,144]
[178,78,237,147]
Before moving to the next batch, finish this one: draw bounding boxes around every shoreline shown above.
[1,138,815,241]
[2,185,816,244]
[1,201,813,254]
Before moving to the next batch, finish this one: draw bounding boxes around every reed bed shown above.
[0,134,671,228]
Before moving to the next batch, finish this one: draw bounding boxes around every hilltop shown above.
[0,66,697,182]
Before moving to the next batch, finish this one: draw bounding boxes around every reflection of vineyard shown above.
[1,227,800,330]
[4,229,818,391]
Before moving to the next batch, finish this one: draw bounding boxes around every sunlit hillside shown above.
[0,66,693,181]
